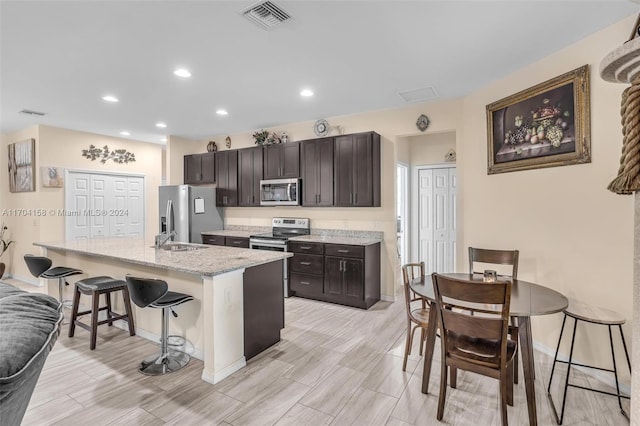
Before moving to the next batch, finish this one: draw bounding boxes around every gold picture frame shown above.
[486,65,591,174]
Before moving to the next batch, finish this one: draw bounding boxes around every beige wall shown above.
[0,126,40,276]
[460,16,635,382]
[1,125,163,280]
[407,131,456,166]
[166,135,207,185]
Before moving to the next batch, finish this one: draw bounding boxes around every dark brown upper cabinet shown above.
[263,142,300,179]
[215,150,238,206]
[334,132,381,207]
[300,137,334,206]
[238,146,263,207]
[184,152,216,184]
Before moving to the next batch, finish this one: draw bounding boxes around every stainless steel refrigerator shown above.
[158,185,223,243]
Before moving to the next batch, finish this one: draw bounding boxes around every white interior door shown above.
[416,166,456,274]
[90,175,109,238]
[65,173,91,240]
[65,171,145,240]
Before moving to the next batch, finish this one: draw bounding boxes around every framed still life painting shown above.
[486,65,591,174]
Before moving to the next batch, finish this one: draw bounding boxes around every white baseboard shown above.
[202,357,246,385]
[6,273,42,286]
[112,320,204,361]
[381,294,396,302]
[533,341,630,396]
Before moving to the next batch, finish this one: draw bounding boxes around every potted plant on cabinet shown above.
[0,223,14,278]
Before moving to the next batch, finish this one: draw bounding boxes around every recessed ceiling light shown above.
[300,89,314,97]
[120,131,130,136]
[156,122,167,128]
[216,109,229,116]
[102,95,119,102]
[174,68,191,78]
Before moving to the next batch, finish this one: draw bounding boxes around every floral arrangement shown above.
[253,130,287,145]
[0,223,14,257]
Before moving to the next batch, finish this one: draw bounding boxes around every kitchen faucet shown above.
[155,230,176,248]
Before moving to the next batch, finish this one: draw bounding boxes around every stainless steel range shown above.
[249,218,310,297]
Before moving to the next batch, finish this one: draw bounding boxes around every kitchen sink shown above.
[153,243,208,252]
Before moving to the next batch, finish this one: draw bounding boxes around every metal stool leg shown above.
[138,307,189,376]
[548,313,567,395]
[608,325,629,420]
[548,314,577,425]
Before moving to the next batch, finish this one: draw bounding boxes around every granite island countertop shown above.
[35,238,292,277]
[288,234,382,246]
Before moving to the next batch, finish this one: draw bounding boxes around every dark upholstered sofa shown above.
[0,281,63,426]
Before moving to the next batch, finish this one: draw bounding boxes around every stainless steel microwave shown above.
[260,178,300,206]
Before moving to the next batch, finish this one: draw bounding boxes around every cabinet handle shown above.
[349,193,353,204]
[342,260,346,272]
[300,261,311,266]
[300,281,310,285]
[300,246,311,250]
[339,260,343,272]
[232,241,242,245]
[354,193,357,204]
[338,249,349,253]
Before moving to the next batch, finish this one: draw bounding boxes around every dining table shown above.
[409,272,568,426]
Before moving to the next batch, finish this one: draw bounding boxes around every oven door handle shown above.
[249,239,287,247]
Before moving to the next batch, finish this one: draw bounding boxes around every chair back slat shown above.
[432,273,512,364]
[468,247,519,278]
[125,275,168,308]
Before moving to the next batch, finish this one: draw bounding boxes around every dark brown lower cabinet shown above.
[201,234,249,248]
[243,260,284,360]
[289,241,380,309]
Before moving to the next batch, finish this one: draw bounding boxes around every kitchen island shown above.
[34,238,292,384]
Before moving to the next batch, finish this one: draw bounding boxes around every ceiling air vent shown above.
[398,86,439,103]
[19,109,46,116]
[242,1,292,30]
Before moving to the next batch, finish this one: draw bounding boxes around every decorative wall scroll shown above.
[81,144,136,164]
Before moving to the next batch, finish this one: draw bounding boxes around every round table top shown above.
[409,272,568,317]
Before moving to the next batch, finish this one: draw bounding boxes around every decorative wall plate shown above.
[416,114,430,132]
[314,119,329,137]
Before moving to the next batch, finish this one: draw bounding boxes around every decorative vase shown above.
[207,141,217,152]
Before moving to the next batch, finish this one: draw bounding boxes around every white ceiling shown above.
[1,1,637,144]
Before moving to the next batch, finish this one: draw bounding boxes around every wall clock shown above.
[416,114,430,132]
[314,119,329,137]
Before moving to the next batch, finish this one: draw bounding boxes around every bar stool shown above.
[547,300,631,424]
[68,276,136,350]
[24,254,83,306]
[125,275,193,375]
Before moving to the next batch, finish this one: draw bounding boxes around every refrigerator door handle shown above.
[166,199,173,236]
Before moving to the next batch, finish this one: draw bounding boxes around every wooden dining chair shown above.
[432,273,517,426]
[401,262,429,371]
[468,247,520,384]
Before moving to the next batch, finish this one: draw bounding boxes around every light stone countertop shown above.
[35,238,291,277]
[288,235,382,246]
[201,230,255,238]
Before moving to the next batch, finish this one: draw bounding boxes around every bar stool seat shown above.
[68,276,136,350]
[547,299,631,424]
[24,255,83,306]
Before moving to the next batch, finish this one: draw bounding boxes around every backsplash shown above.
[309,228,384,240]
